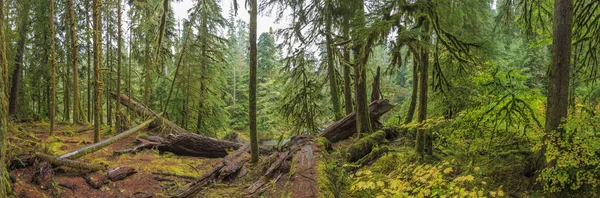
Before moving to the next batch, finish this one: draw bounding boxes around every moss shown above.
[315,137,331,153]
[346,130,387,162]
[45,138,68,156]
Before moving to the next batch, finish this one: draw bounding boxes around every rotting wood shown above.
[60,117,156,160]
[151,171,196,180]
[317,100,394,143]
[83,172,108,189]
[174,144,251,197]
[36,153,104,171]
[107,166,137,181]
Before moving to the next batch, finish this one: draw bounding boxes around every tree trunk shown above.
[106,14,112,127]
[352,0,372,138]
[371,66,381,102]
[87,3,92,123]
[542,0,573,168]
[342,25,353,115]
[36,153,104,171]
[49,0,57,136]
[68,0,81,124]
[404,54,418,124]
[154,0,168,74]
[326,13,342,120]
[143,41,151,106]
[93,0,103,143]
[61,117,155,160]
[116,0,123,130]
[8,4,29,117]
[249,0,259,163]
[416,32,430,155]
[0,0,12,195]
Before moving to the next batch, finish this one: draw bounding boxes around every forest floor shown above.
[8,122,321,198]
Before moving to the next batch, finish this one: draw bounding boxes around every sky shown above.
[172,0,284,35]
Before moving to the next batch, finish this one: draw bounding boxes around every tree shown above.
[68,0,82,124]
[8,1,31,117]
[93,0,103,143]
[544,0,573,162]
[325,0,342,120]
[249,0,259,163]
[49,0,56,136]
[351,0,372,137]
[116,0,123,130]
[0,0,12,195]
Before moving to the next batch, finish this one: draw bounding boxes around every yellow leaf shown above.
[474,166,480,172]
[498,190,505,197]
[444,167,453,174]
[490,191,497,197]
[377,181,385,188]
[376,195,385,198]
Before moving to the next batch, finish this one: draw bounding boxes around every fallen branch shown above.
[151,172,196,180]
[60,117,156,160]
[107,166,137,181]
[36,153,104,171]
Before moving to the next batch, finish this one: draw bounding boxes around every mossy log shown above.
[36,153,104,171]
[107,166,137,181]
[174,144,251,197]
[60,117,156,160]
[346,130,387,163]
[110,92,187,134]
[317,100,394,143]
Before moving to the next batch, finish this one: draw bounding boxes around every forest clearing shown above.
[0,0,599,197]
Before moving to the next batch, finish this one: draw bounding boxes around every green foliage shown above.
[535,112,600,195]
[351,153,505,198]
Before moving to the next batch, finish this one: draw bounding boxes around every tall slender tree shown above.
[351,0,372,137]
[249,0,259,163]
[116,0,123,130]
[93,0,103,143]
[68,0,81,124]
[8,1,31,117]
[325,0,342,120]
[49,0,57,136]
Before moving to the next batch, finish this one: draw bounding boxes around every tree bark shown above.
[116,0,123,130]
[87,2,92,123]
[68,0,81,124]
[0,0,12,195]
[154,0,168,74]
[317,100,394,143]
[93,0,103,143]
[326,12,342,120]
[371,66,381,102]
[351,0,372,138]
[249,0,259,163]
[8,4,29,117]
[49,0,57,136]
[405,54,418,124]
[416,31,430,155]
[342,23,353,115]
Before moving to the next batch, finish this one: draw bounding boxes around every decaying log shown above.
[317,100,394,143]
[151,172,196,180]
[36,153,105,171]
[83,172,108,189]
[107,166,137,181]
[111,93,249,158]
[346,130,387,162]
[174,145,251,197]
[60,117,156,160]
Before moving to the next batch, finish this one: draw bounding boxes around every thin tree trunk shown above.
[154,0,168,73]
[116,0,123,131]
[249,0,259,163]
[404,54,418,124]
[68,0,81,124]
[128,22,132,117]
[143,41,151,106]
[0,0,12,195]
[8,5,29,117]
[106,13,112,127]
[371,66,381,101]
[342,26,353,115]
[49,0,57,136]
[87,3,92,123]
[325,12,342,120]
[416,32,430,155]
[93,0,104,143]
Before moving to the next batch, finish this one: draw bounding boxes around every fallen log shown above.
[174,144,251,197]
[317,100,394,143]
[36,153,105,172]
[60,117,156,160]
[111,93,247,158]
[107,166,137,181]
[83,172,108,189]
[151,172,196,180]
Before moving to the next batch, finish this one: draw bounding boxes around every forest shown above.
[0,0,598,197]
